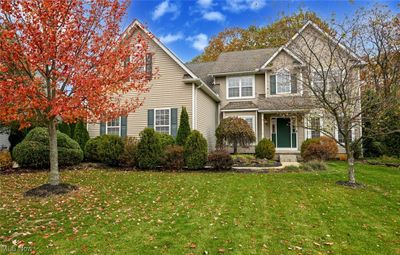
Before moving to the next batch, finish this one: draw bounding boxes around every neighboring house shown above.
[0,124,10,150]
[88,20,362,156]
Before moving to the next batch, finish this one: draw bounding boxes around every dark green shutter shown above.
[100,122,106,135]
[148,109,154,129]
[270,75,276,95]
[171,108,178,137]
[291,74,297,94]
[121,116,127,137]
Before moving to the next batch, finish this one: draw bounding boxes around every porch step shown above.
[279,154,298,163]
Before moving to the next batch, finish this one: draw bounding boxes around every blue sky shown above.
[123,0,399,62]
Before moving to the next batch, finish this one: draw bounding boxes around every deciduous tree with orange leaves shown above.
[0,0,152,186]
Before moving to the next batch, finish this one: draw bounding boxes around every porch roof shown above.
[257,96,313,113]
[221,101,258,111]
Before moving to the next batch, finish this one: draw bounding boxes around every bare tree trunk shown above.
[48,119,60,185]
[346,144,356,184]
[233,141,238,154]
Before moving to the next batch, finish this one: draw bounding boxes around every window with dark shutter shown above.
[145,53,152,80]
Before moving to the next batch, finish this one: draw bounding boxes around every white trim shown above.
[106,117,122,136]
[258,109,307,113]
[270,116,298,149]
[226,75,255,100]
[221,108,258,112]
[154,108,171,135]
[195,86,199,129]
[192,83,195,129]
[261,47,305,69]
[261,113,264,139]
[210,70,261,76]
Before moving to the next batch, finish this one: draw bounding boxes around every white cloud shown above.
[159,32,184,44]
[152,0,179,20]
[197,0,213,8]
[202,11,225,22]
[224,0,266,12]
[187,33,209,51]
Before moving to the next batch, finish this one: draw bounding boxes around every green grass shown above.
[0,162,399,254]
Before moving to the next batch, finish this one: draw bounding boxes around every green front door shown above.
[277,118,291,148]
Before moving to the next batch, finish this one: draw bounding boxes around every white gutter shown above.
[221,108,259,112]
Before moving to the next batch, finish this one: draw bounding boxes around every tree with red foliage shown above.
[0,0,152,185]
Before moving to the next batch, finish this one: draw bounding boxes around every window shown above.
[337,117,354,145]
[107,118,120,135]
[145,53,152,80]
[240,116,255,132]
[276,69,291,94]
[227,76,254,99]
[155,108,170,134]
[312,70,344,91]
[310,117,321,138]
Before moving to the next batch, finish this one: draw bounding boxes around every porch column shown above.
[261,113,264,139]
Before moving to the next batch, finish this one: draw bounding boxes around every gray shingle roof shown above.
[211,48,278,74]
[257,96,314,112]
[221,101,258,110]
[186,62,215,87]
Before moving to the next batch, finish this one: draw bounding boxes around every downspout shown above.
[192,83,195,129]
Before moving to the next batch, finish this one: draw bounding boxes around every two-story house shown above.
[87,20,362,157]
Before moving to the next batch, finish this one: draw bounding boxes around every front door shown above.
[277,118,291,148]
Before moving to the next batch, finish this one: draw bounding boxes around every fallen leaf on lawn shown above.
[218,248,225,253]
[324,242,334,246]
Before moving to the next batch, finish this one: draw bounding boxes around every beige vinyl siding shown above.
[0,133,10,149]
[88,29,193,138]
[196,88,218,150]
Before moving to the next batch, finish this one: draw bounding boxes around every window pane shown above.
[277,71,291,93]
[107,127,120,135]
[228,78,240,88]
[156,109,169,125]
[311,117,320,138]
[228,87,240,97]
[241,77,252,87]
[156,126,169,134]
[241,87,253,97]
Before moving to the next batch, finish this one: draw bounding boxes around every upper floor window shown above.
[107,118,121,136]
[276,69,291,94]
[227,76,254,99]
[270,69,297,95]
[312,69,344,91]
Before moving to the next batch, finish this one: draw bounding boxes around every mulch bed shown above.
[24,183,79,197]
[336,180,364,189]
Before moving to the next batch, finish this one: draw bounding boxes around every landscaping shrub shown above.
[301,137,338,161]
[184,130,208,170]
[157,133,175,149]
[119,137,139,167]
[215,117,255,154]
[255,138,275,159]
[58,122,71,137]
[137,128,162,169]
[84,136,102,162]
[302,160,327,171]
[13,127,83,168]
[73,121,90,150]
[0,151,13,171]
[208,150,233,170]
[176,107,191,146]
[96,135,124,166]
[162,145,184,170]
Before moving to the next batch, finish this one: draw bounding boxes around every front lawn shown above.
[0,162,399,254]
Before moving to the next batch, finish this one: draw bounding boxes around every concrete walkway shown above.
[233,161,300,171]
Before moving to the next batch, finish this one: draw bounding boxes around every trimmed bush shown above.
[0,151,13,171]
[96,135,124,166]
[176,107,191,146]
[208,150,233,170]
[157,133,175,149]
[301,137,338,161]
[302,160,327,171]
[301,138,320,156]
[58,122,71,137]
[162,145,184,170]
[184,130,208,170]
[255,138,275,159]
[215,117,255,154]
[73,121,90,150]
[84,136,102,162]
[119,137,139,167]
[13,127,83,168]
[137,128,162,169]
